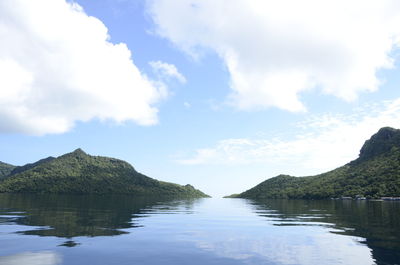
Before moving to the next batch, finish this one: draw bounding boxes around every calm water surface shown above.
[0,194,399,265]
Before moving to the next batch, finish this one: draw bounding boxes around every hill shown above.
[227,127,400,199]
[0,162,16,179]
[0,149,209,198]
[8,156,55,176]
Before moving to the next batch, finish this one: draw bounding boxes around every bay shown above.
[0,194,399,265]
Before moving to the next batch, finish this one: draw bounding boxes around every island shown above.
[0,148,209,198]
[226,127,400,200]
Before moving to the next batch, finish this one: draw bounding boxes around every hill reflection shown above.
[0,193,195,239]
[249,199,400,265]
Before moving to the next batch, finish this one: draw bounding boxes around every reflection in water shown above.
[0,193,195,240]
[249,199,400,265]
[1,195,399,265]
[58,241,80,248]
[0,251,61,265]
[180,199,375,265]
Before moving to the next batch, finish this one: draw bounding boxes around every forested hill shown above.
[0,149,209,198]
[227,127,400,199]
[0,162,16,179]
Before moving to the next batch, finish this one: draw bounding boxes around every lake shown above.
[0,194,399,265]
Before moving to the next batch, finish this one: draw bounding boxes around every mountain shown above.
[227,127,400,199]
[0,149,209,198]
[0,162,16,179]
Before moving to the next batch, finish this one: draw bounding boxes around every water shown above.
[0,194,399,265]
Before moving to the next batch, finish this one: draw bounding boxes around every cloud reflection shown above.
[0,251,61,265]
[191,226,374,265]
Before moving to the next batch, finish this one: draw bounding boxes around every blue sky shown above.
[1,0,400,196]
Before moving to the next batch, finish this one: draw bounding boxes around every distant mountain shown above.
[0,162,16,179]
[0,149,209,198]
[227,127,400,199]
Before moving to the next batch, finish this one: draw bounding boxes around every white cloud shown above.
[177,98,400,176]
[149,60,186,83]
[0,0,165,135]
[147,0,400,111]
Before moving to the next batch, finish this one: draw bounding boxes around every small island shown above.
[226,127,400,200]
[0,149,209,198]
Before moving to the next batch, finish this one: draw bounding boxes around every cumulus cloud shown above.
[149,60,186,83]
[147,0,400,111]
[177,98,400,175]
[0,0,165,135]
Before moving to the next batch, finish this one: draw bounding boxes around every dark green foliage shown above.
[0,161,16,179]
[231,127,400,199]
[9,156,55,176]
[0,149,209,198]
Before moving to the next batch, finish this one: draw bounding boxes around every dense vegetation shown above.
[8,156,55,176]
[0,161,16,179]
[0,149,209,198]
[228,127,400,199]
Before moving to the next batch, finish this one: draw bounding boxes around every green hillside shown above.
[228,127,400,199]
[8,156,55,176]
[0,162,16,179]
[0,149,209,198]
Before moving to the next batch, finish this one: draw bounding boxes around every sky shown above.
[1,0,400,197]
